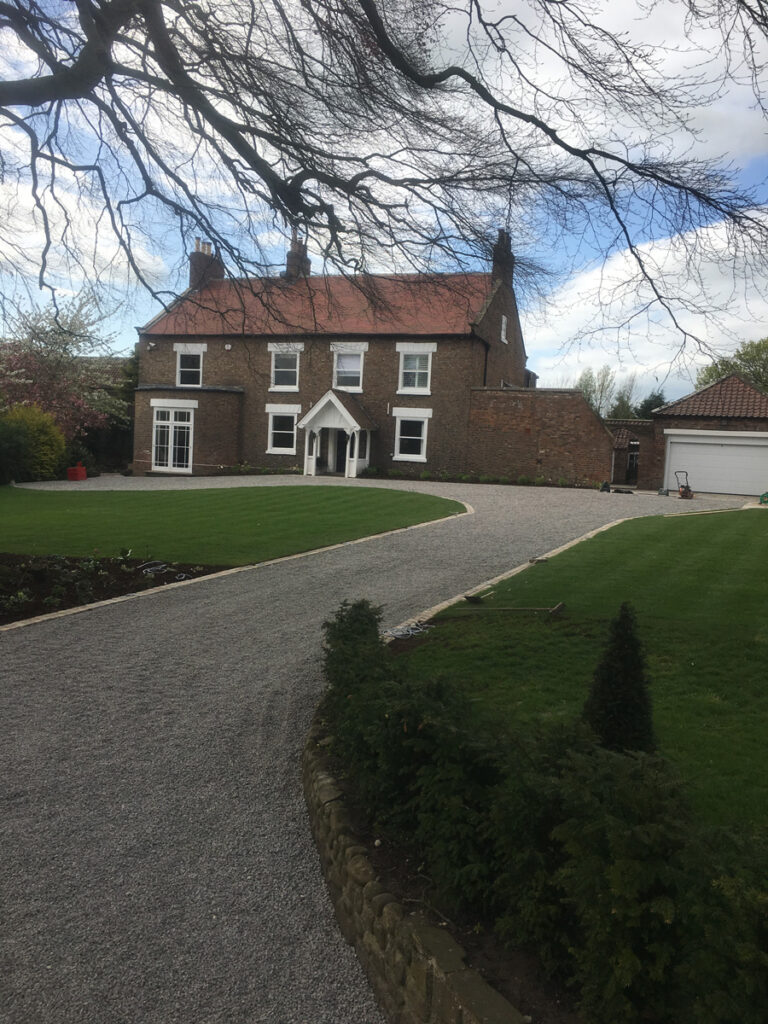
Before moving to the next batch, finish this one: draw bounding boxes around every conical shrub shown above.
[583,602,656,753]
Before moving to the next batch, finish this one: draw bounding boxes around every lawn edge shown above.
[0,502,472,632]
[386,504,758,633]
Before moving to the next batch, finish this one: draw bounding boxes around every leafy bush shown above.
[419,470,433,480]
[0,405,65,481]
[550,748,692,1022]
[0,416,30,484]
[534,475,547,486]
[516,474,531,485]
[320,600,768,1024]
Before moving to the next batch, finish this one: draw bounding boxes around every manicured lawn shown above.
[400,509,768,827]
[0,485,463,565]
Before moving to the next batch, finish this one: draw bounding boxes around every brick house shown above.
[132,232,612,483]
[607,375,768,494]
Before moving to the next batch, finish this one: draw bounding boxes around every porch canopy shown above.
[297,389,377,477]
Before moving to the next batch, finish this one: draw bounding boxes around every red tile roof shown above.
[655,374,768,419]
[144,273,494,337]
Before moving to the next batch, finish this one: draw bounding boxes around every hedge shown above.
[321,600,768,1024]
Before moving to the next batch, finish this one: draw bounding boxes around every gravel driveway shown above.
[0,478,748,1023]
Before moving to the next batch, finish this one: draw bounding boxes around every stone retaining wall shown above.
[303,718,525,1024]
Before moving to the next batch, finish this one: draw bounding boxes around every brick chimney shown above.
[188,238,225,290]
[491,228,515,287]
[282,227,311,281]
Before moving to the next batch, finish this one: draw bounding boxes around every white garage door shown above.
[664,430,768,495]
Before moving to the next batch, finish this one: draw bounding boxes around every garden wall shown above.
[468,388,612,484]
[303,717,525,1024]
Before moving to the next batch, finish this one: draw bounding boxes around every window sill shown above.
[266,447,297,456]
[393,453,427,463]
[396,388,431,396]
[334,385,363,393]
[269,385,300,392]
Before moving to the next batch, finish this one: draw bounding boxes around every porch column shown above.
[346,429,360,478]
[304,429,317,476]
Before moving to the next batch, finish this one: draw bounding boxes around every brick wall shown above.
[473,281,528,388]
[133,386,243,474]
[468,388,613,483]
[134,333,496,476]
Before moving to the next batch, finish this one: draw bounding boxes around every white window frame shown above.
[266,402,301,455]
[173,342,207,387]
[268,342,304,392]
[396,342,436,396]
[392,406,433,463]
[150,398,198,474]
[331,341,368,393]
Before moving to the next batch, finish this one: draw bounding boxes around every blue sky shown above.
[1,0,766,404]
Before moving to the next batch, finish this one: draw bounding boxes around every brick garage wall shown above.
[468,388,612,483]
[132,388,243,474]
[649,415,768,490]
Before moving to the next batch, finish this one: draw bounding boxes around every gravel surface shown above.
[1,477,750,1023]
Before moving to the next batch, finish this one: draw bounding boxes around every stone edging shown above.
[302,716,526,1024]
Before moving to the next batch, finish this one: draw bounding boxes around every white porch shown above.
[297,390,375,478]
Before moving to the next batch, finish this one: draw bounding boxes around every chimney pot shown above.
[188,240,225,290]
[283,229,311,280]
[491,228,515,287]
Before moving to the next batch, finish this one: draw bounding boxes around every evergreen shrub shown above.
[320,600,768,1024]
[584,602,656,752]
[0,405,65,481]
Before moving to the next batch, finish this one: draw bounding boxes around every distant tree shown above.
[695,338,768,393]
[583,603,656,754]
[634,390,667,418]
[0,295,130,443]
[607,374,638,419]
[577,366,616,417]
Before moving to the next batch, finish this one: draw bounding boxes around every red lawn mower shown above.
[675,470,694,499]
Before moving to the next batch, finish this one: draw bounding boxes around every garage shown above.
[664,429,768,495]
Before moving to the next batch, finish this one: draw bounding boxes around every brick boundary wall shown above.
[302,716,526,1024]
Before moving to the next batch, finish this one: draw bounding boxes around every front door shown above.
[334,430,348,474]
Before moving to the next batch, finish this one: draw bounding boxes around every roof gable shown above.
[655,374,768,419]
[144,273,493,338]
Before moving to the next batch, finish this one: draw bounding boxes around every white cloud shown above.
[522,215,768,399]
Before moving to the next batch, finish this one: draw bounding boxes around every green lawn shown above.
[401,509,768,827]
[0,485,463,565]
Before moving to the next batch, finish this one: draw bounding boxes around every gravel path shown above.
[1,478,748,1023]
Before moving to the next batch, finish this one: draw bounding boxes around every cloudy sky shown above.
[2,0,766,404]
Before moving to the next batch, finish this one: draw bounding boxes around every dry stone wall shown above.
[303,717,526,1024]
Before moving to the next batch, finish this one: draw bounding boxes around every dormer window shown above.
[174,343,207,387]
